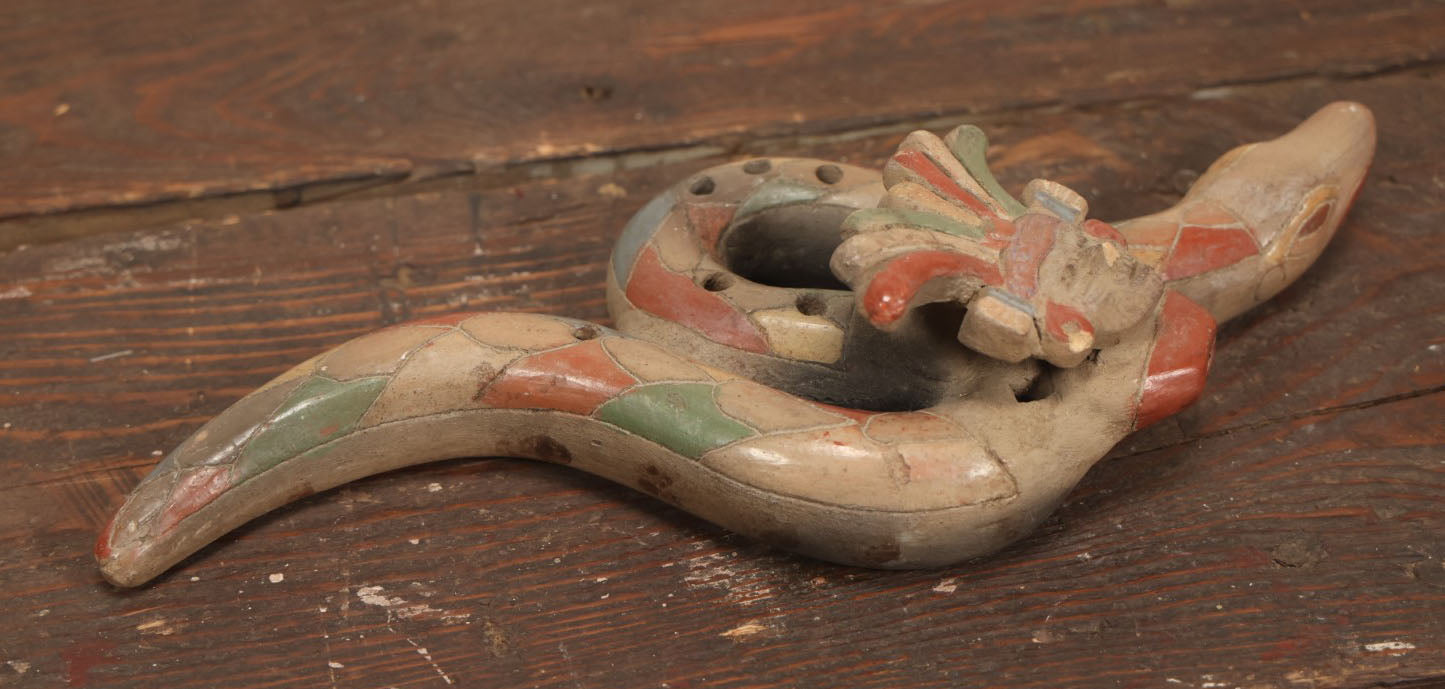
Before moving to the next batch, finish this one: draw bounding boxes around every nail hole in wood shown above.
[581,84,613,102]
[274,187,303,209]
[815,164,843,185]
[572,325,601,340]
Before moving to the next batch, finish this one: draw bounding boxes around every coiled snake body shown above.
[98,103,1375,587]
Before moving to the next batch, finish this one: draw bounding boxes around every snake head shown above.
[830,125,1164,368]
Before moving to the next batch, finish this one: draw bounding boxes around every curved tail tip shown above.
[95,521,147,588]
[96,508,174,587]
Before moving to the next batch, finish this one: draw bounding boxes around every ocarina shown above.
[97,103,1375,587]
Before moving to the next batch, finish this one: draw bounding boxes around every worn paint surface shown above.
[479,340,637,415]
[844,207,987,239]
[1001,214,1058,297]
[235,376,388,479]
[1135,291,1217,429]
[624,247,769,353]
[945,125,1027,217]
[596,383,757,459]
[1164,225,1260,280]
[735,179,825,218]
[863,251,1003,325]
[890,149,996,217]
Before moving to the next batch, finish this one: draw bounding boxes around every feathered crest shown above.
[831,125,1161,367]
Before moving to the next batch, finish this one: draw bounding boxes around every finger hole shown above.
[701,272,733,291]
[1013,365,1058,403]
[689,177,716,195]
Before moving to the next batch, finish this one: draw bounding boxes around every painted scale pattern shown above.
[613,157,884,366]
[99,102,1375,587]
[98,312,1036,579]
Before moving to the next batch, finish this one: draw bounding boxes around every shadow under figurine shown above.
[97,102,1376,587]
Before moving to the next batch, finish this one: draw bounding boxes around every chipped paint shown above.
[234,375,388,479]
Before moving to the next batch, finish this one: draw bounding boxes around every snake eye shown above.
[1268,185,1338,264]
[1295,201,1334,239]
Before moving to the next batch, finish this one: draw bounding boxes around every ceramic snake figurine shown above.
[97,102,1375,587]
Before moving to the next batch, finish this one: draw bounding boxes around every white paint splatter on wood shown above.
[681,552,774,605]
[720,621,769,639]
[89,349,134,363]
[355,584,447,620]
[1363,640,1416,652]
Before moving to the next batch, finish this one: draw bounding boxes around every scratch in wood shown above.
[319,597,340,689]
[1114,383,1445,460]
[468,192,484,257]
[557,642,585,689]
[681,551,776,606]
[396,633,454,686]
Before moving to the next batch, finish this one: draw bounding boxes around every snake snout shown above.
[1199,101,1376,256]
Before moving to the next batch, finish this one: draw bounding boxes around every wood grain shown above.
[3,396,1441,689]
[1,62,1443,689]
[1,0,1443,232]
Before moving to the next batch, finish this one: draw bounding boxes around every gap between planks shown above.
[1112,383,1445,461]
[1,58,1443,253]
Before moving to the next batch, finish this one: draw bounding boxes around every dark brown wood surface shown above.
[2,2,1443,688]
[2,0,1444,247]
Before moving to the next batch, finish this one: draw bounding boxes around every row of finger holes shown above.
[690,160,837,318]
[688,163,844,196]
[702,271,827,317]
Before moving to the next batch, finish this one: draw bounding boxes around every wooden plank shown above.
[2,392,1439,688]
[1,0,1442,229]
[2,70,1442,687]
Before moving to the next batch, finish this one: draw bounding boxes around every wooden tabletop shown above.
[2,2,1442,688]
